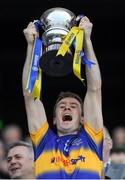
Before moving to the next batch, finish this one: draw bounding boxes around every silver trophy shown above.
[39,7,79,77]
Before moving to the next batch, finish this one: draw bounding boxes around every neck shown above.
[57,129,79,137]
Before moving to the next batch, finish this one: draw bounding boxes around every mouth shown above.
[62,114,72,122]
[10,167,20,174]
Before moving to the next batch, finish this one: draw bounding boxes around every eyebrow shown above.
[7,153,21,160]
[58,101,79,106]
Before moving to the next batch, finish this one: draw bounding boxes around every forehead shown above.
[8,146,28,157]
[111,153,125,162]
[58,97,80,105]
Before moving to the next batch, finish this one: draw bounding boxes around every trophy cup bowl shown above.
[39,7,77,77]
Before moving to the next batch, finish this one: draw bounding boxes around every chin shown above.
[11,173,22,179]
[63,127,78,134]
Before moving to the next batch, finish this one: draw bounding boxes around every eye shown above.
[59,105,65,108]
[70,104,77,108]
[15,155,22,159]
[7,157,11,163]
[71,105,76,108]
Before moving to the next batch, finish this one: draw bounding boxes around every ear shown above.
[53,117,56,125]
[80,116,84,124]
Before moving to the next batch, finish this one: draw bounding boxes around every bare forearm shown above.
[79,16,103,131]
[84,38,102,91]
[24,96,47,133]
[22,44,47,133]
[22,22,47,133]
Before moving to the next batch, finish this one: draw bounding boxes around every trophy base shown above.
[39,50,73,77]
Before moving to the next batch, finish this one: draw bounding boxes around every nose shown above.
[9,157,17,165]
[8,158,16,171]
[64,105,71,110]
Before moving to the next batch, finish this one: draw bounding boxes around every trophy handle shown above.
[74,14,85,26]
[34,20,45,39]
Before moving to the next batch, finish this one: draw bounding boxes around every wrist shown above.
[84,38,92,51]
[27,43,34,50]
[84,37,91,45]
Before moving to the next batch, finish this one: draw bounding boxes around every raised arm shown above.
[23,22,47,133]
[79,16,103,131]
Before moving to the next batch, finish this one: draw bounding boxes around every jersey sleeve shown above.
[83,121,103,145]
[30,121,49,146]
[83,121,103,161]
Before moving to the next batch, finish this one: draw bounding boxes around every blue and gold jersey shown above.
[30,121,103,179]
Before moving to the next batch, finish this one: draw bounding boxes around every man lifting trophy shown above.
[23,7,104,179]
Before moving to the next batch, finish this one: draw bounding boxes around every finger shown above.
[27,22,34,27]
[83,16,90,21]
[23,27,37,37]
[80,16,90,24]
[27,22,37,31]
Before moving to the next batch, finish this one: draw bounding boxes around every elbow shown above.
[88,79,102,92]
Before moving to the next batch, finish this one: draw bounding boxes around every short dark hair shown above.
[53,91,83,117]
[7,141,34,159]
[110,145,125,155]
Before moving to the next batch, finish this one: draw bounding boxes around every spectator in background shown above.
[110,146,125,164]
[103,126,113,168]
[112,126,125,147]
[0,139,10,178]
[105,146,125,179]
[102,126,113,178]
[2,124,23,146]
[6,141,35,179]
[0,139,5,161]
[24,134,32,145]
